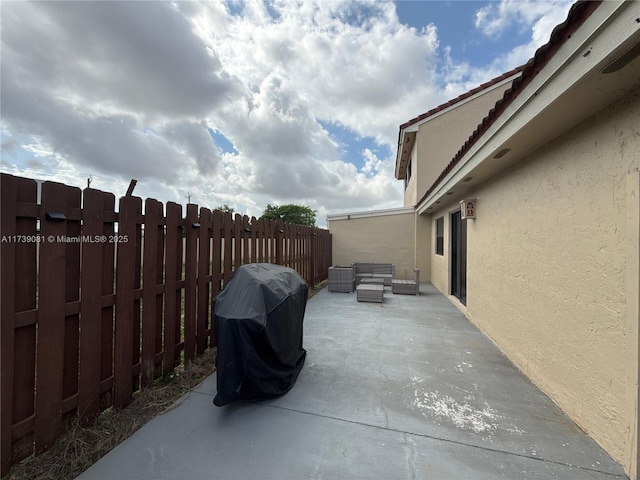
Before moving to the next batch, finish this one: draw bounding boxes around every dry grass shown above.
[6,348,218,480]
[5,280,327,480]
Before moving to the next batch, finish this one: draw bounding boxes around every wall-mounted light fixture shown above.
[460,199,476,220]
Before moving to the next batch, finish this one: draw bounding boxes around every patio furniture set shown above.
[328,263,420,303]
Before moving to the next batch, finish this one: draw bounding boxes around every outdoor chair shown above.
[392,268,420,295]
[328,265,356,293]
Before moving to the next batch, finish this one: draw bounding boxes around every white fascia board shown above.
[327,206,415,222]
[417,0,637,214]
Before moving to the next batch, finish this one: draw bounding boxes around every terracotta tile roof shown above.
[398,66,525,132]
[417,0,602,207]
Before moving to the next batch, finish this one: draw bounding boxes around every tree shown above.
[261,204,316,226]
[213,204,234,215]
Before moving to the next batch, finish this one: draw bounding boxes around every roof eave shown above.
[416,0,638,215]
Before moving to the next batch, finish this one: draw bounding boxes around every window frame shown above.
[404,158,412,189]
[435,217,444,255]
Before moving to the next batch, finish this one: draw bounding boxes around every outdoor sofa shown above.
[353,262,394,286]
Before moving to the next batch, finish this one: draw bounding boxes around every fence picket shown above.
[233,213,242,269]
[0,174,17,475]
[211,210,223,301]
[35,182,78,451]
[13,175,37,463]
[63,186,82,416]
[141,199,164,386]
[99,195,116,411]
[197,208,212,353]
[163,202,181,375]
[250,216,258,264]
[1,175,38,470]
[114,195,142,409]
[257,218,265,263]
[79,188,115,422]
[184,204,198,362]
[223,212,233,285]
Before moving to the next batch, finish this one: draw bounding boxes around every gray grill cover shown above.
[213,263,308,407]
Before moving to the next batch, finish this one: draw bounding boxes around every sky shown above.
[0,0,575,227]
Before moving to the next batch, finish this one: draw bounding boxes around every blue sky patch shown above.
[394,1,530,69]
[319,120,391,171]
[209,129,238,155]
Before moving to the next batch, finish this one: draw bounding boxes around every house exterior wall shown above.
[430,212,449,295]
[405,82,514,208]
[427,88,640,470]
[415,211,431,282]
[328,210,420,280]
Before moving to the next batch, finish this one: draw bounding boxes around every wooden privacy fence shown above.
[0,173,332,474]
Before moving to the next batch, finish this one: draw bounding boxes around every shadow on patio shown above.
[79,283,628,479]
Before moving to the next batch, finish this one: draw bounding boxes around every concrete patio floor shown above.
[79,283,628,480]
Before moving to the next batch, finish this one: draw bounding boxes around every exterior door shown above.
[451,210,467,305]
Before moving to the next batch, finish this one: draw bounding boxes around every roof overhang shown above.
[394,70,523,181]
[417,0,640,215]
[327,206,415,222]
[395,130,417,180]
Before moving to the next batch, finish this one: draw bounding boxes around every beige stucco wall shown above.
[407,82,514,208]
[430,212,449,295]
[328,211,421,280]
[428,88,640,471]
[414,212,431,282]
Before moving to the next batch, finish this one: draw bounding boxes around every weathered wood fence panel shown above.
[0,173,332,475]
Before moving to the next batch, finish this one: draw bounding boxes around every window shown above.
[435,217,444,255]
[404,158,412,189]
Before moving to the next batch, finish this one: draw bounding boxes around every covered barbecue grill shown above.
[212,263,308,407]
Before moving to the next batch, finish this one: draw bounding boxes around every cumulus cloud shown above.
[475,0,573,39]
[434,0,574,98]
[1,0,573,226]
[1,1,237,120]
